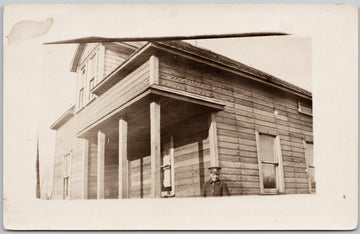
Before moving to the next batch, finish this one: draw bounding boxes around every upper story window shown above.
[88,53,98,100]
[78,88,84,109]
[76,46,101,111]
[298,101,312,116]
[77,65,86,109]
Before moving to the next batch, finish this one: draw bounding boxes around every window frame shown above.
[255,131,285,195]
[89,78,95,100]
[298,101,313,116]
[78,87,84,109]
[76,44,103,113]
[63,153,72,200]
[303,140,315,193]
[160,135,175,197]
[87,52,98,101]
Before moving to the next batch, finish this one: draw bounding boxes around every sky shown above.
[38,36,312,196]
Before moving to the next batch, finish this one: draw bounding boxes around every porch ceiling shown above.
[80,94,215,160]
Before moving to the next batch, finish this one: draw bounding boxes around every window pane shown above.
[259,134,275,162]
[80,66,86,86]
[89,54,97,78]
[299,102,312,115]
[262,164,277,188]
[64,177,69,197]
[79,89,84,107]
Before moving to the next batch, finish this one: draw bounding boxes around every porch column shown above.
[209,112,220,167]
[150,101,161,198]
[82,138,89,199]
[118,118,128,199]
[97,130,105,199]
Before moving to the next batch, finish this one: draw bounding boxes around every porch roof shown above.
[76,86,225,138]
[50,105,75,130]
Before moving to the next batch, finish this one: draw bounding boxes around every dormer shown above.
[70,42,145,112]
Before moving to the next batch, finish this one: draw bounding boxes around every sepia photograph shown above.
[45,35,313,200]
[3,3,357,230]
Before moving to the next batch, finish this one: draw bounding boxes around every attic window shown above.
[298,101,312,116]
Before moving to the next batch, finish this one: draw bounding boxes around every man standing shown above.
[202,166,230,197]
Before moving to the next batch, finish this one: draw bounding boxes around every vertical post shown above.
[149,55,159,85]
[150,101,161,198]
[82,138,89,199]
[118,118,128,199]
[208,112,219,167]
[97,130,105,199]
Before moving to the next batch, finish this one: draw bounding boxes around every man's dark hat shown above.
[208,166,221,173]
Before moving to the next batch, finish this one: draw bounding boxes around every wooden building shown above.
[50,40,314,199]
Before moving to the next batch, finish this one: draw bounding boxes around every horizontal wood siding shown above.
[105,135,119,199]
[129,155,151,198]
[74,60,150,134]
[87,138,97,199]
[53,59,150,199]
[52,117,84,199]
[172,115,210,197]
[103,48,127,78]
[159,57,313,195]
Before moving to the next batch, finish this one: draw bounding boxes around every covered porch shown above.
[79,89,224,199]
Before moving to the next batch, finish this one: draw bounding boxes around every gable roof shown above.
[91,40,311,99]
[69,42,146,73]
[69,43,86,72]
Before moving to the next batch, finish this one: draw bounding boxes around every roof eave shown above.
[50,105,75,130]
[69,43,86,73]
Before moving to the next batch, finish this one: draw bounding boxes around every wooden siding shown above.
[87,138,98,199]
[158,57,313,195]
[129,155,151,198]
[52,117,85,199]
[103,48,127,78]
[171,115,210,197]
[74,60,150,134]
[53,53,150,199]
[104,135,119,199]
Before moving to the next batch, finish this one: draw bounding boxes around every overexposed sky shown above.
[196,36,312,91]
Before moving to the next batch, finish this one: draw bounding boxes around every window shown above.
[298,101,312,116]
[63,153,71,199]
[304,141,315,193]
[78,88,84,109]
[89,53,97,80]
[87,53,98,101]
[89,78,95,100]
[255,132,285,194]
[77,65,87,110]
[161,136,175,197]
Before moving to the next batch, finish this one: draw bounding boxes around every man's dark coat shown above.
[202,180,230,197]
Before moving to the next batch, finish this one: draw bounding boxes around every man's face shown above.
[210,172,219,181]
